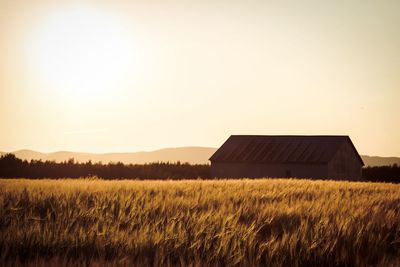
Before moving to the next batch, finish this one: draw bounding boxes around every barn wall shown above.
[328,141,363,180]
[210,163,328,179]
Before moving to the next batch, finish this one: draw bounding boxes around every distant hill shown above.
[361,155,400,167]
[0,148,399,166]
[0,147,217,165]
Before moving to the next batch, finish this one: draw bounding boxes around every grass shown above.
[1,178,400,266]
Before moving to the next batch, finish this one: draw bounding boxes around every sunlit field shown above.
[1,178,399,266]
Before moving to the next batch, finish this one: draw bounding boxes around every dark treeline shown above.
[0,154,210,179]
[0,153,399,182]
[362,164,400,183]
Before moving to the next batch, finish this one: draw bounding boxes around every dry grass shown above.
[1,178,400,266]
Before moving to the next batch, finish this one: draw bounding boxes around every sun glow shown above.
[29,7,136,99]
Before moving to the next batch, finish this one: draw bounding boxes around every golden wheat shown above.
[0,178,399,266]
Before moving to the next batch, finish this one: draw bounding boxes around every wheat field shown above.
[1,178,399,266]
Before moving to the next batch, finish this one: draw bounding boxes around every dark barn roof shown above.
[210,135,364,165]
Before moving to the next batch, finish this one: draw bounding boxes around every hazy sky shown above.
[0,0,399,156]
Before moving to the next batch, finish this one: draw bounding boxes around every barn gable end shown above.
[328,138,364,180]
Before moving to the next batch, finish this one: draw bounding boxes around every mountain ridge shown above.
[0,147,217,165]
[1,148,399,167]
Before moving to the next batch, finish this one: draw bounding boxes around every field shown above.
[1,178,400,266]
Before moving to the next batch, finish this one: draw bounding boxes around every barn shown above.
[209,135,364,180]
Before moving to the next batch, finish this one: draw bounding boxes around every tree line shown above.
[0,153,399,182]
[362,164,400,183]
[0,154,209,179]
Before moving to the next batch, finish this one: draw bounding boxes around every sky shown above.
[0,0,399,156]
